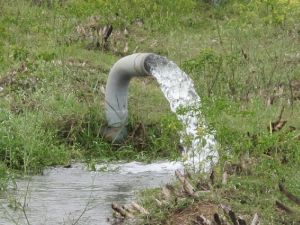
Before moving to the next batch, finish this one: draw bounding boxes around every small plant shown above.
[0,163,8,192]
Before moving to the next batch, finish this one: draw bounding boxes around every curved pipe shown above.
[104,53,154,142]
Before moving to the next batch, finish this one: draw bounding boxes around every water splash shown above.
[145,55,219,171]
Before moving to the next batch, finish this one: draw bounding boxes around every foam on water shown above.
[96,161,183,174]
[145,55,219,171]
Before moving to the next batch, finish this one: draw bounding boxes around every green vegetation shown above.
[132,1,300,224]
[0,0,188,176]
[0,0,300,223]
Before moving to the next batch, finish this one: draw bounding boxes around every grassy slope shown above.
[133,1,300,224]
[0,0,300,223]
[0,0,187,177]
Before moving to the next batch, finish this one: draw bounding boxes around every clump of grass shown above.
[0,110,70,174]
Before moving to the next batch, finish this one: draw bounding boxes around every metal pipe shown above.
[104,53,154,142]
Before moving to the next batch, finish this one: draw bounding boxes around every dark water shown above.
[0,162,181,225]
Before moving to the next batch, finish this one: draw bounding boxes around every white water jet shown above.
[145,55,219,171]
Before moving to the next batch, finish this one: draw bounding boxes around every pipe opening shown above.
[144,54,169,75]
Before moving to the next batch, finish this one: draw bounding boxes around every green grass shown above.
[165,2,300,221]
[0,0,189,176]
[0,0,300,223]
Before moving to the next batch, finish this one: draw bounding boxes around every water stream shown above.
[0,162,180,225]
[145,55,219,171]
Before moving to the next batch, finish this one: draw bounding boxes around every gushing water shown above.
[145,55,219,171]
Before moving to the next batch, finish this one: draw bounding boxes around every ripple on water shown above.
[0,162,178,225]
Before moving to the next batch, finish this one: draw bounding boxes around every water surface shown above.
[0,162,181,225]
